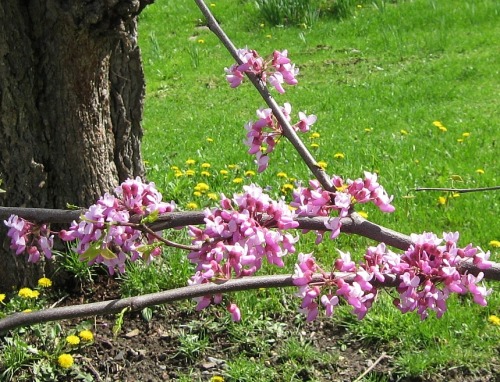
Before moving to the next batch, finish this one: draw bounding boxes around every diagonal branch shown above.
[194,0,334,192]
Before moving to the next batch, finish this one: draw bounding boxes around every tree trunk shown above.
[0,0,152,290]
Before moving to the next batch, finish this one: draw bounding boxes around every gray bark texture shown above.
[0,0,152,290]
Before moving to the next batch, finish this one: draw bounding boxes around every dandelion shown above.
[206,137,214,143]
[488,315,500,326]
[281,184,294,193]
[185,169,195,176]
[220,170,229,175]
[38,277,52,288]
[210,376,224,382]
[316,161,327,169]
[210,3,216,7]
[233,178,243,184]
[79,330,94,342]
[201,163,211,168]
[186,202,198,210]
[357,211,368,219]
[194,183,210,192]
[18,288,39,299]
[201,171,211,176]
[277,172,287,178]
[490,240,500,248]
[197,39,205,44]
[400,129,408,135]
[193,191,202,197]
[433,121,447,132]
[310,132,320,139]
[476,169,485,174]
[171,165,179,171]
[174,171,183,177]
[452,193,460,198]
[457,138,464,143]
[245,170,256,176]
[438,196,447,205]
[364,128,372,133]
[185,159,196,165]
[57,354,74,369]
[228,164,238,170]
[334,153,345,159]
[310,143,319,149]
[208,193,218,200]
[0,294,5,303]
[462,132,470,137]
[66,335,80,346]
[22,309,32,313]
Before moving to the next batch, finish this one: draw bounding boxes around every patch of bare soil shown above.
[58,279,497,382]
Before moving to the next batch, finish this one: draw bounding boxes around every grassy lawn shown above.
[135,0,500,379]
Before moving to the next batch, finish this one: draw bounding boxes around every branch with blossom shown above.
[0,0,498,330]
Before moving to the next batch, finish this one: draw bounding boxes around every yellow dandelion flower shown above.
[220,170,229,175]
[462,132,470,137]
[400,129,408,135]
[78,330,94,342]
[22,309,32,313]
[174,171,184,177]
[432,121,444,127]
[57,354,74,369]
[457,138,464,143]
[210,376,224,382]
[201,171,211,176]
[277,172,287,178]
[0,294,5,303]
[438,126,447,132]
[185,169,195,176]
[228,164,237,170]
[281,184,294,193]
[357,211,368,219]
[185,159,196,165]
[38,277,52,288]
[364,128,372,133]
[208,193,218,200]
[201,163,211,168]
[206,137,214,143]
[438,196,447,205]
[171,165,179,171]
[488,315,500,326]
[334,153,345,159]
[233,178,243,184]
[452,193,460,198]
[310,132,320,139]
[489,240,500,248]
[193,191,202,197]
[476,169,485,174]
[317,161,327,169]
[197,39,205,44]
[210,3,216,7]
[195,183,210,192]
[310,143,319,149]
[186,202,198,210]
[66,335,80,346]
[18,288,37,299]
[245,170,256,176]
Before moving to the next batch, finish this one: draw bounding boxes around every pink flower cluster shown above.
[293,232,492,321]
[291,171,395,241]
[187,184,299,319]
[4,215,54,263]
[59,177,176,274]
[244,103,317,172]
[225,48,299,93]
[290,171,394,243]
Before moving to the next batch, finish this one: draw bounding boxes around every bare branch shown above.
[414,186,500,193]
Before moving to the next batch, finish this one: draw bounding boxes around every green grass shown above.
[135,0,500,379]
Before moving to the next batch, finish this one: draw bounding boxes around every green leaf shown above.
[141,209,160,224]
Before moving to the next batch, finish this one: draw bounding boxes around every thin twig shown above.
[414,186,500,193]
[354,352,389,382]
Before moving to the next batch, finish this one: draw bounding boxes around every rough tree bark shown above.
[0,0,153,290]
